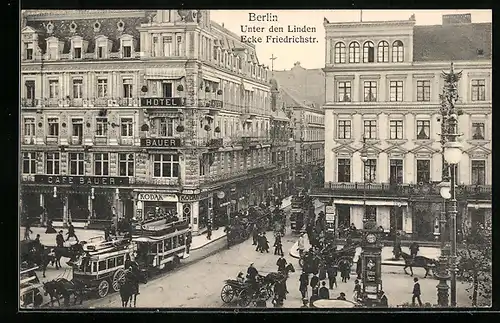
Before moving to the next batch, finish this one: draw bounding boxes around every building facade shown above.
[20,10,294,233]
[313,14,492,240]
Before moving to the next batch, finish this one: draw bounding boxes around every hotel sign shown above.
[35,175,129,186]
[140,138,181,148]
[141,97,184,107]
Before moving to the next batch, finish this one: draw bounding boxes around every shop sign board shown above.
[140,138,181,148]
[137,193,178,202]
[35,175,129,186]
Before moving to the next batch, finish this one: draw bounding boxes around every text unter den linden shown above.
[240,13,318,44]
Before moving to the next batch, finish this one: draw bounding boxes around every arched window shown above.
[377,41,389,62]
[348,42,360,63]
[392,40,404,62]
[334,42,346,64]
[363,41,375,63]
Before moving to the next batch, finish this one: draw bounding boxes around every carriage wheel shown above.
[298,258,304,268]
[263,285,273,300]
[238,289,252,307]
[112,268,126,292]
[97,280,110,298]
[220,284,234,303]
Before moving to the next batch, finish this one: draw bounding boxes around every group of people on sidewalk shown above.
[23,221,79,245]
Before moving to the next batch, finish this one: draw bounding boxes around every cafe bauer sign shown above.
[140,138,181,148]
[34,175,130,186]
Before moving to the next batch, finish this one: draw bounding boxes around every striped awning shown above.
[145,68,186,80]
[334,199,408,207]
[203,75,220,83]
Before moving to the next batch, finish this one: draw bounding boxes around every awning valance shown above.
[202,75,221,83]
[334,199,408,207]
[145,68,186,80]
[467,203,491,209]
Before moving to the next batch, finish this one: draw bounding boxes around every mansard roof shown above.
[413,23,491,62]
[25,16,148,54]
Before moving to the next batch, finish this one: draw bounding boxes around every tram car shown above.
[71,236,135,298]
[20,265,44,308]
[131,217,190,272]
[290,195,305,233]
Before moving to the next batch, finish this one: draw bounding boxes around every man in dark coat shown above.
[261,233,270,253]
[412,277,422,306]
[336,292,346,300]
[206,220,212,240]
[185,229,192,254]
[256,233,263,252]
[252,224,259,245]
[310,273,319,291]
[319,281,330,300]
[409,242,420,259]
[247,263,259,293]
[66,222,79,242]
[276,255,287,272]
[327,264,338,289]
[274,234,283,256]
[56,230,64,248]
[299,271,309,299]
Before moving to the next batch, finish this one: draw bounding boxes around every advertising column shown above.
[325,204,336,238]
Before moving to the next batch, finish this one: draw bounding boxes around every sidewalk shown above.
[191,227,227,251]
[288,234,442,266]
[20,226,104,247]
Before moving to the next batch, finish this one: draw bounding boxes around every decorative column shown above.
[63,195,69,227]
[39,194,45,226]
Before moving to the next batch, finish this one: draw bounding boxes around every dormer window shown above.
[74,46,82,59]
[95,35,112,59]
[24,43,33,60]
[46,37,63,60]
[70,36,88,60]
[97,46,103,58]
[123,44,132,58]
[120,35,135,59]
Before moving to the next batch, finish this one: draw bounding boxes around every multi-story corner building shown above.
[313,13,491,240]
[20,10,294,233]
[274,63,326,190]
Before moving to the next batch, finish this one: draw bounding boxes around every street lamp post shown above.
[360,136,368,229]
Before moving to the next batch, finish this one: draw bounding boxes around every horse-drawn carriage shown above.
[20,265,44,309]
[299,243,358,273]
[248,206,273,232]
[71,235,136,298]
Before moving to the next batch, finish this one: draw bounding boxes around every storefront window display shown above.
[69,193,90,221]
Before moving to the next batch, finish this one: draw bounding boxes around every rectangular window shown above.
[94,153,109,176]
[97,78,108,98]
[48,118,59,136]
[364,81,377,102]
[123,79,133,98]
[337,81,351,102]
[416,160,430,183]
[471,160,486,185]
[95,117,108,136]
[472,122,485,140]
[46,152,60,175]
[163,36,172,56]
[156,118,175,137]
[25,43,33,60]
[72,79,83,99]
[24,117,35,136]
[365,206,377,223]
[389,120,404,139]
[162,83,173,98]
[74,47,82,59]
[49,45,58,60]
[97,46,104,58]
[416,80,431,102]
[176,35,182,56]
[363,120,377,139]
[337,158,351,183]
[337,120,351,139]
[25,80,35,100]
[471,79,486,101]
[49,80,59,99]
[123,46,132,58]
[22,152,36,174]
[363,159,377,183]
[416,120,430,140]
[389,159,403,184]
[120,118,133,137]
[153,154,179,178]
[389,81,403,102]
[118,153,134,177]
[71,119,83,142]
[69,153,84,175]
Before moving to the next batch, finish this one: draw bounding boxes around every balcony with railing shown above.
[46,136,59,145]
[198,99,223,111]
[118,97,140,107]
[313,182,492,200]
[207,138,224,149]
[21,98,41,108]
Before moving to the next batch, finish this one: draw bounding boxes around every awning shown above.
[242,82,254,91]
[203,75,220,83]
[145,68,186,80]
[467,203,491,209]
[334,199,408,207]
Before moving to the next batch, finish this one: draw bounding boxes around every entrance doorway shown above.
[45,195,64,221]
[69,194,90,221]
[337,204,350,238]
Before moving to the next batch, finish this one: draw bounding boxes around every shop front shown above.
[213,189,231,228]
[135,192,180,220]
[20,191,42,224]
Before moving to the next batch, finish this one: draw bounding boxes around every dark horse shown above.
[53,243,85,269]
[20,240,55,278]
[43,278,84,307]
[400,251,437,278]
[120,268,146,307]
[263,263,295,297]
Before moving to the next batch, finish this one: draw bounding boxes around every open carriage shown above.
[20,265,44,309]
[248,206,273,231]
[220,275,274,307]
[71,235,136,298]
[299,243,358,272]
[131,218,189,272]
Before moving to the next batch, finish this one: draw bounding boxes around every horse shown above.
[400,251,437,278]
[263,263,295,297]
[119,268,145,307]
[53,243,85,269]
[43,279,84,307]
[20,241,54,278]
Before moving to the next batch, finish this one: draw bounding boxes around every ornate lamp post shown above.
[360,136,368,229]
[435,62,463,307]
[436,180,451,306]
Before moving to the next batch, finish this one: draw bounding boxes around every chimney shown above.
[442,13,471,25]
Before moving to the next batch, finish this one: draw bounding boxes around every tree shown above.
[458,222,492,307]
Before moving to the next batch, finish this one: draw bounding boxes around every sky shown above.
[210,10,492,71]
